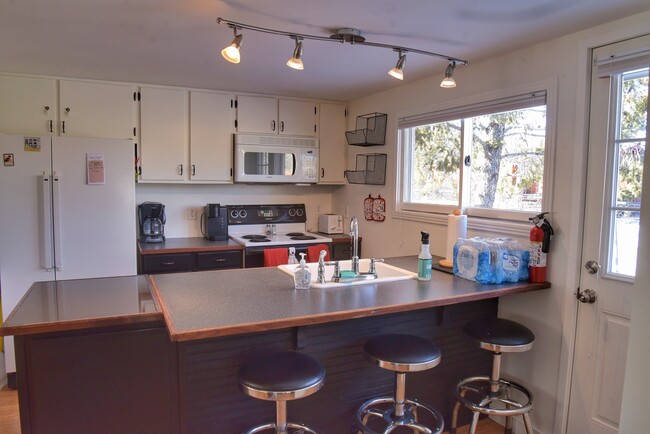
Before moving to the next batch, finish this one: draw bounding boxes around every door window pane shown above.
[606,69,648,278]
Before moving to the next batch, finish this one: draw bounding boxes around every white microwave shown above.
[234,134,319,184]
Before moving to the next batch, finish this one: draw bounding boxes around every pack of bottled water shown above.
[453,237,529,284]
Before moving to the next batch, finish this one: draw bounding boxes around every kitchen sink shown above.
[277,258,417,288]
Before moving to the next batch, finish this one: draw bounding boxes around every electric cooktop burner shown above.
[285,232,305,236]
[248,238,271,243]
[290,235,317,240]
[242,235,268,239]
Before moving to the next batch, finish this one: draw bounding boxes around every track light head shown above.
[440,61,457,88]
[388,50,406,80]
[287,37,304,70]
[221,27,242,64]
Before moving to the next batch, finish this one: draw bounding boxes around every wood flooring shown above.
[0,386,506,433]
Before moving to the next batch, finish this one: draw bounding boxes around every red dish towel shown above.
[307,244,330,263]
[264,248,289,267]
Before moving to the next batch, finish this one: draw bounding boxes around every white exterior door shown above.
[567,36,649,433]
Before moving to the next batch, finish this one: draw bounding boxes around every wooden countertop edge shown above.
[163,281,550,342]
[148,275,180,340]
[0,312,164,337]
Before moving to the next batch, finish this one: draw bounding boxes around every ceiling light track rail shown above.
[217,17,467,87]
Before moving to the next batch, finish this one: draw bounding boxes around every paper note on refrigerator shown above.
[87,153,105,184]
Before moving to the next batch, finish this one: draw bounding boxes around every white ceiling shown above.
[1,0,648,101]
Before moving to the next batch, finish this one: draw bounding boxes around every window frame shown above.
[395,80,558,236]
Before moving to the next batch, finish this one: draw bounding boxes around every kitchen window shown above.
[396,82,556,232]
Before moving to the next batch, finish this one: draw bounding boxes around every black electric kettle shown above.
[138,202,166,243]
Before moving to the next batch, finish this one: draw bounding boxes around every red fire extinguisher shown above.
[529,212,554,283]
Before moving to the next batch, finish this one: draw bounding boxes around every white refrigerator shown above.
[0,134,137,374]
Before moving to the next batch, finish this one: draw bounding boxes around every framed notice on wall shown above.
[87,153,105,185]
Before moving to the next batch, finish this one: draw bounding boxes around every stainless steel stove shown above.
[228,204,332,267]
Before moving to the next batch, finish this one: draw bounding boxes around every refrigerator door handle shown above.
[52,172,62,271]
[41,172,55,271]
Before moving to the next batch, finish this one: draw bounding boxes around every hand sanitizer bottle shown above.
[418,231,432,281]
[294,253,311,290]
[287,247,298,264]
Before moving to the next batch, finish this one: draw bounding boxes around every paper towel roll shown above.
[439,210,467,268]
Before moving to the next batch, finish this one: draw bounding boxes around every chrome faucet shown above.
[350,216,359,275]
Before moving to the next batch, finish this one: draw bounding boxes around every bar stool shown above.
[450,318,535,434]
[238,351,325,434]
[356,333,444,434]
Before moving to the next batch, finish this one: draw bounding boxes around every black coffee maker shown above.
[203,204,228,241]
[138,202,166,243]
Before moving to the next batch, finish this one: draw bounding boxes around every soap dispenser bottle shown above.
[294,253,311,290]
[418,231,432,281]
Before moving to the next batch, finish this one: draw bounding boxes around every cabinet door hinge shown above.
[133,92,137,101]
[138,91,141,101]
[314,124,317,133]
[314,106,317,115]
[235,119,238,129]
[230,99,233,108]
[234,99,238,109]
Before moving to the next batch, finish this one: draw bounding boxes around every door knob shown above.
[577,288,597,304]
[584,260,600,274]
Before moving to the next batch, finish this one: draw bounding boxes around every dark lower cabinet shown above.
[331,239,361,260]
[140,249,243,274]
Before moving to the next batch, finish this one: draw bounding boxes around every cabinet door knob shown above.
[44,105,50,112]
[178,164,183,176]
[271,120,276,131]
[65,107,71,113]
[280,121,285,132]
[321,168,325,178]
[192,165,196,176]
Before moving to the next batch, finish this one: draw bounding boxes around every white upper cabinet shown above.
[236,95,317,136]
[318,102,347,184]
[279,99,318,136]
[139,87,188,182]
[59,80,136,139]
[0,75,57,135]
[189,91,235,183]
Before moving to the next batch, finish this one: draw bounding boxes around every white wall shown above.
[337,10,650,434]
[136,183,338,237]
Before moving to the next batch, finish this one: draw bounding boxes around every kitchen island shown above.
[1,257,549,434]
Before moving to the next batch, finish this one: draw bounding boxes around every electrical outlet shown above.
[188,207,197,220]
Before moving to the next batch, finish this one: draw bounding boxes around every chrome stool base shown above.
[357,397,444,434]
[244,421,318,434]
[450,376,534,434]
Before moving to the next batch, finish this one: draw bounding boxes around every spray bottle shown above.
[418,231,432,281]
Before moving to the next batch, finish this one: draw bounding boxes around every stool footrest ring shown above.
[356,396,444,434]
[243,421,319,434]
[456,376,533,417]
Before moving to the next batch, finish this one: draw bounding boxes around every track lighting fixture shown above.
[440,61,457,88]
[221,26,242,64]
[286,37,304,70]
[388,50,406,80]
[217,17,468,87]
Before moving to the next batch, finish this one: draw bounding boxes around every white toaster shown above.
[318,214,344,234]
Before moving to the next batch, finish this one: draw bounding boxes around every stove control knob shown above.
[296,208,304,216]
[289,209,296,217]
[240,210,247,219]
[230,209,239,219]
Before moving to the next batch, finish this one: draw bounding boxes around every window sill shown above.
[393,209,531,238]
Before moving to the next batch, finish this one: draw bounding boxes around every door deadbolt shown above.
[584,260,600,274]
[577,288,597,304]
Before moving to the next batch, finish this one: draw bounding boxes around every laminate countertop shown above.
[0,275,163,336]
[149,256,550,342]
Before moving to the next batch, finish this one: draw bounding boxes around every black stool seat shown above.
[464,318,535,352]
[239,351,325,393]
[364,333,441,372]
